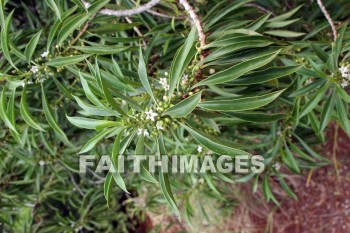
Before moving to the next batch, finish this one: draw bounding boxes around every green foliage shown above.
[1,0,350,231]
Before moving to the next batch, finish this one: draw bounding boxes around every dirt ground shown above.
[225,123,350,233]
[142,122,350,233]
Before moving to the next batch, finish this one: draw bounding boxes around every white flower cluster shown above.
[156,121,163,130]
[145,109,158,121]
[181,74,188,85]
[31,65,39,74]
[137,128,149,137]
[159,78,169,91]
[21,80,34,87]
[340,65,350,88]
[41,51,49,58]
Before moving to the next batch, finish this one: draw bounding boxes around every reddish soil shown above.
[272,124,350,233]
[235,123,350,233]
[144,122,350,233]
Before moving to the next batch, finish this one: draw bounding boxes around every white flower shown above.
[340,66,349,74]
[341,80,349,88]
[27,81,33,85]
[273,162,281,171]
[197,145,203,153]
[160,78,167,85]
[30,66,38,74]
[159,78,169,90]
[181,74,188,85]
[143,129,149,137]
[340,65,350,79]
[165,72,168,76]
[156,121,163,130]
[41,51,49,58]
[38,78,46,83]
[137,128,149,137]
[145,109,158,121]
[39,160,45,166]
[83,1,91,8]
[209,68,215,74]
[305,79,313,85]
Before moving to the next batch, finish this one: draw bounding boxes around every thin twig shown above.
[71,13,96,46]
[125,16,147,47]
[178,0,206,59]
[69,173,85,197]
[129,0,186,19]
[82,0,161,17]
[306,169,313,187]
[316,0,337,41]
[245,3,276,17]
[146,9,186,19]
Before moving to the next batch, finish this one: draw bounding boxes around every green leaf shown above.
[24,30,42,62]
[169,27,197,96]
[100,72,127,116]
[41,83,70,145]
[310,42,328,63]
[203,41,274,63]
[199,89,284,111]
[319,91,335,132]
[335,96,350,136]
[135,135,158,184]
[20,87,45,131]
[164,91,202,118]
[159,172,180,219]
[264,30,305,38]
[336,85,350,103]
[277,173,298,200]
[78,128,115,154]
[205,0,252,28]
[72,45,137,54]
[195,51,280,86]
[57,13,89,45]
[71,0,87,9]
[47,18,61,49]
[104,172,113,207]
[334,22,347,63]
[283,142,300,174]
[226,112,286,122]
[265,18,300,28]
[246,13,271,31]
[87,0,109,15]
[230,66,301,85]
[0,88,18,133]
[268,5,303,22]
[182,123,251,156]
[138,47,156,102]
[66,116,119,130]
[79,72,114,114]
[111,132,129,193]
[157,135,180,218]
[299,83,328,117]
[47,55,91,67]
[73,95,113,116]
[44,0,61,20]
[1,10,17,69]
[293,133,327,161]
[262,175,279,204]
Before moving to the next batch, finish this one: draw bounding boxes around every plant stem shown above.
[317,0,337,41]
